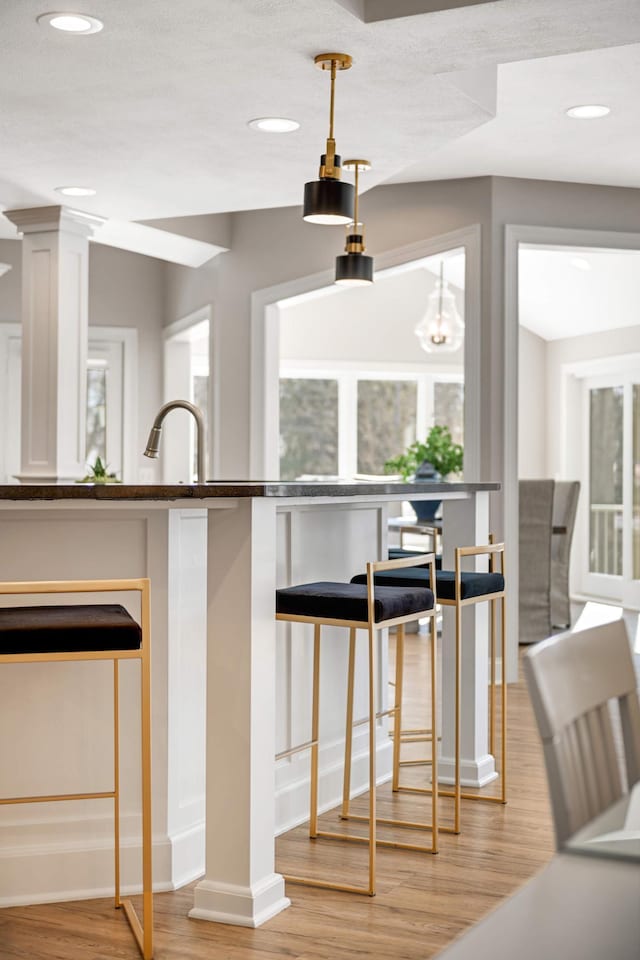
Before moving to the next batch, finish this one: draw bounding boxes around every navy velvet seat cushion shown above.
[0,604,142,655]
[388,548,442,569]
[276,581,434,623]
[352,567,504,601]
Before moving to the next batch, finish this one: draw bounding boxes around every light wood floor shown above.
[0,641,555,960]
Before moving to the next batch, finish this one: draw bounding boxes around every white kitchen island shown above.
[0,480,498,926]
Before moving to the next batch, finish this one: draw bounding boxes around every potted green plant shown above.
[384,425,463,520]
[77,456,121,484]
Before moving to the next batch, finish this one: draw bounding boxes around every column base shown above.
[436,753,498,788]
[189,873,290,928]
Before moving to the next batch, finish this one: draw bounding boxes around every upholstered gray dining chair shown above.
[519,479,554,644]
[550,481,580,629]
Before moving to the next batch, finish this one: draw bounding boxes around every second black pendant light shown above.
[335,159,374,285]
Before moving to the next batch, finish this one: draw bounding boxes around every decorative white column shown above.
[4,205,100,482]
[439,490,497,787]
[190,498,290,927]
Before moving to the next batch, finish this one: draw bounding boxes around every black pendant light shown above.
[335,159,374,285]
[303,53,354,225]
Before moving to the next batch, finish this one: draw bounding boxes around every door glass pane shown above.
[634,385,640,580]
[589,386,623,575]
[357,380,417,474]
[434,381,464,447]
[86,365,107,465]
[279,379,339,479]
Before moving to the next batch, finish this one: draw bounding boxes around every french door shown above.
[583,372,640,606]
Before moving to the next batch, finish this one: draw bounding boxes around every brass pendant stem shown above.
[353,163,360,226]
[329,59,337,141]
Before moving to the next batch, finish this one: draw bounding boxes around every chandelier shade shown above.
[303,169,354,224]
[414,261,464,353]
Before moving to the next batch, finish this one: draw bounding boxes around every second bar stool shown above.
[352,540,506,834]
[275,553,438,897]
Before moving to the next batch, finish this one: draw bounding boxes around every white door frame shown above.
[164,305,220,479]
[0,323,137,483]
[504,224,640,626]
[250,224,482,480]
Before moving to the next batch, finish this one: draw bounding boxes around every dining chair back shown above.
[523,619,640,847]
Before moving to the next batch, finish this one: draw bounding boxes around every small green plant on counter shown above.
[77,456,121,484]
[384,425,463,480]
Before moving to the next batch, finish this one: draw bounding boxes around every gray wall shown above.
[0,240,165,480]
[0,240,21,322]
[88,244,166,476]
[164,177,492,478]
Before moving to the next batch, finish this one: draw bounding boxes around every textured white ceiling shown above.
[1,0,640,235]
[519,245,640,341]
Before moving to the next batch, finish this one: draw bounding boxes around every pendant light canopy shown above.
[303,53,355,225]
[335,159,374,286]
[415,261,464,353]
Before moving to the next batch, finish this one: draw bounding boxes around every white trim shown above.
[0,323,137,483]
[251,225,482,481]
[163,305,220,479]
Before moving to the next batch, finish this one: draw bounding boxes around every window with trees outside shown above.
[279,368,463,480]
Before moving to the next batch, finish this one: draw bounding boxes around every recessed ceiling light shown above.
[248,117,300,133]
[565,104,610,119]
[570,257,592,271]
[37,12,104,34]
[55,185,96,197]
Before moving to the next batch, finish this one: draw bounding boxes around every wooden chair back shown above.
[523,619,640,846]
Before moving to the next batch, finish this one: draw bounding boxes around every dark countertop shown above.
[0,480,500,502]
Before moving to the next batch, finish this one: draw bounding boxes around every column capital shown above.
[4,205,104,238]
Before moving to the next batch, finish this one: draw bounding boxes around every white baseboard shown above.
[275,726,393,835]
[0,815,205,907]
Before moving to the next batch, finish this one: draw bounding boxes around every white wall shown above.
[546,323,640,479]
[279,266,464,368]
[518,325,547,478]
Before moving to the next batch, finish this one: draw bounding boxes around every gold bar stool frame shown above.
[275,554,439,897]
[352,540,506,835]
[0,578,153,960]
[396,542,506,834]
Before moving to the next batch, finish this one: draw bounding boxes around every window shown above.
[280,379,339,480]
[86,360,108,464]
[279,368,464,479]
[357,380,417,474]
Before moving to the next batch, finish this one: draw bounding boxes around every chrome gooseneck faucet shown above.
[144,400,207,483]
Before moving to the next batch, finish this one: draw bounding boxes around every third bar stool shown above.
[275,553,438,897]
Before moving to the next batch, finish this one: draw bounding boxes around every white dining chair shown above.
[523,619,640,847]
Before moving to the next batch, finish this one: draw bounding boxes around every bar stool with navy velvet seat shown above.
[275,553,438,897]
[0,578,153,960]
[352,540,506,834]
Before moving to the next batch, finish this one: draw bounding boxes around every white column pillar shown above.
[439,490,497,787]
[190,498,290,927]
[4,205,100,482]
